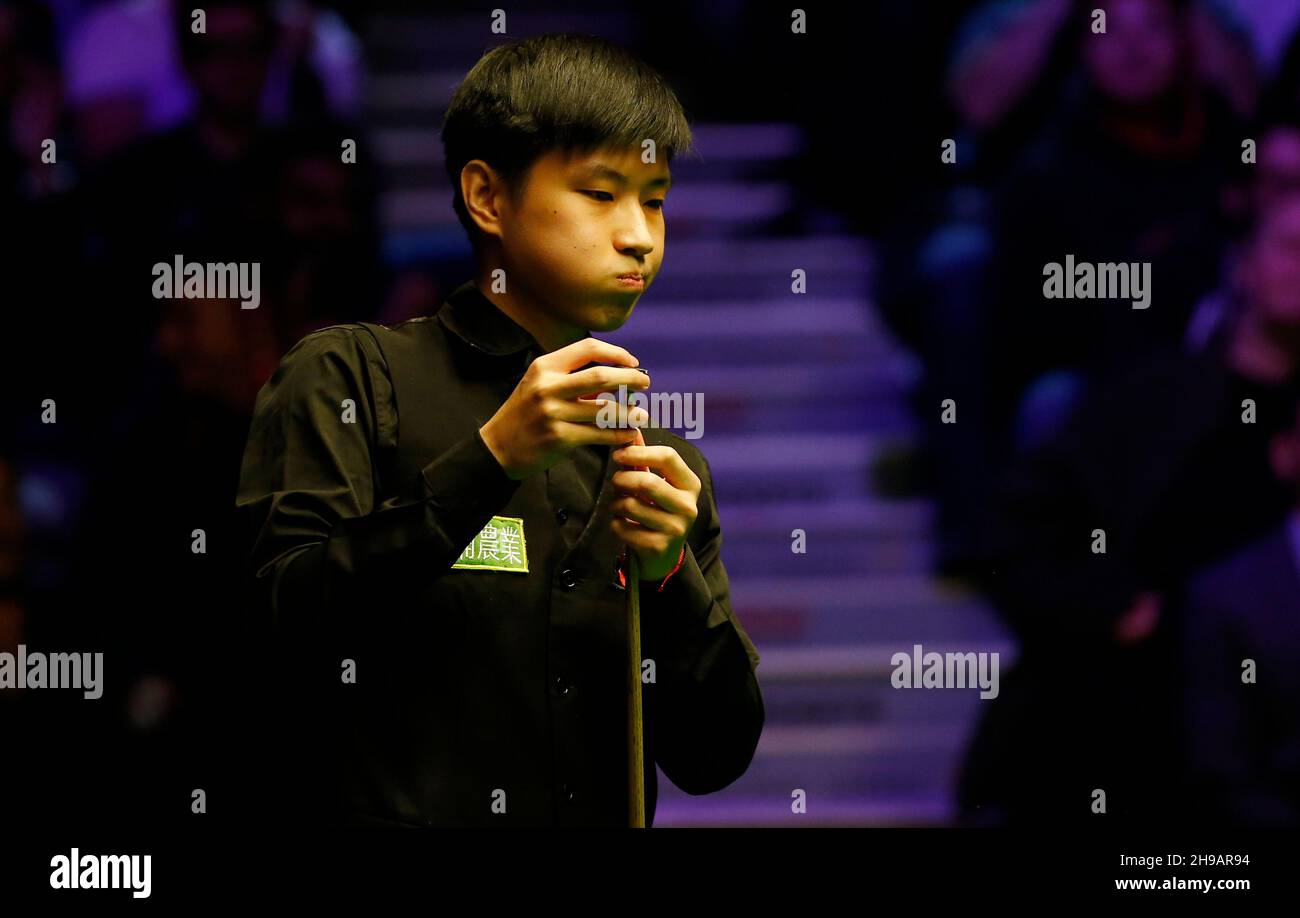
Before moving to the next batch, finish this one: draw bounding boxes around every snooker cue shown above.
[628,550,645,828]
[623,421,649,828]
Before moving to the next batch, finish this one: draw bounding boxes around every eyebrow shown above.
[576,163,673,192]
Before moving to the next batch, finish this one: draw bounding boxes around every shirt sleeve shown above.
[639,449,764,796]
[235,326,521,645]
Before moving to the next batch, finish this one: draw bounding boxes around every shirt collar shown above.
[436,280,592,360]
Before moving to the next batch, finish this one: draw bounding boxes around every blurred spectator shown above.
[1179,395,1300,825]
[256,117,382,341]
[0,447,123,825]
[948,0,1256,170]
[2,4,105,464]
[86,0,280,241]
[990,0,1242,421]
[78,3,379,366]
[1188,116,1300,346]
[63,0,360,165]
[1,0,74,201]
[73,284,282,823]
[958,191,1300,824]
[261,0,361,124]
[72,0,281,395]
[1246,118,1300,216]
[920,0,1246,577]
[63,0,190,164]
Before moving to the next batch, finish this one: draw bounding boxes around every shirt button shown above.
[553,676,569,695]
[555,507,568,524]
[560,569,579,590]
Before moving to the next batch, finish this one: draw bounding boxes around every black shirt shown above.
[235,280,763,827]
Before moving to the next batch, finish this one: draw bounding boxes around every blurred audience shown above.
[7,0,1300,829]
[913,0,1250,577]
[958,191,1300,824]
[74,286,282,823]
[62,0,359,166]
[0,0,365,825]
[948,0,1256,155]
[1178,395,1300,825]
[257,118,382,342]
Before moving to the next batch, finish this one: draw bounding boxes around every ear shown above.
[460,159,508,241]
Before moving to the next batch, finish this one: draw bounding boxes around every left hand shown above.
[610,432,701,581]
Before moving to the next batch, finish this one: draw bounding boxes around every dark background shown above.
[2,0,1299,827]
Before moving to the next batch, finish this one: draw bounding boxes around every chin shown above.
[585,301,637,332]
[589,314,631,333]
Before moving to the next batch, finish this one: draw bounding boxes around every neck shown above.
[472,269,586,354]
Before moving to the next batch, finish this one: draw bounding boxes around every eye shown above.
[581,190,614,201]
[645,199,665,210]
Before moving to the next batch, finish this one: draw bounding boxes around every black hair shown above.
[441,32,696,247]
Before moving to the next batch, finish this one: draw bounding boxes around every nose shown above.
[613,200,655,258]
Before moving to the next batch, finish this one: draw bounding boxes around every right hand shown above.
[479,338,652,480]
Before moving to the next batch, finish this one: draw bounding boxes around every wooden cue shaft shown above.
[627,550,645,828]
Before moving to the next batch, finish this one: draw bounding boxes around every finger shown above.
[549,365,651,401]
[559,420,650,449]
[550,398,649,427]
[538,337,639,372]
[611,445,700,492]
[611,470,695,517]
[610,495,681,534]
[611,516,673,551]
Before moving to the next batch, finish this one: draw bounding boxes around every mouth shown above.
[615,273,645,288]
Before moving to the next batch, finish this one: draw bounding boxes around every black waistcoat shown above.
[329,312,662,827]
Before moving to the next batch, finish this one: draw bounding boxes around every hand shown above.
[1113,590,1161,646]
[610,429,701,581]
[479,338,651,480]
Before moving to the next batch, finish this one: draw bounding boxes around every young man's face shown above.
[487,143,670,346]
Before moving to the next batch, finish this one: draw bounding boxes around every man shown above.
[236,33,763,828]
[958,191,1300,824]
[1179,395,1300,826]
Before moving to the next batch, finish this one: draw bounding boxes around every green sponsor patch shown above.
[451,515,529,572]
